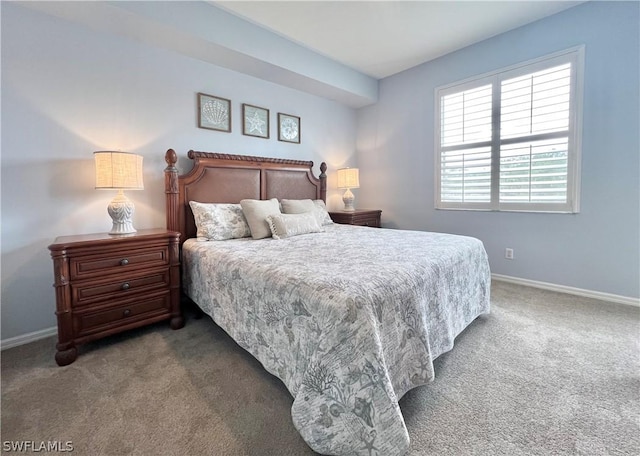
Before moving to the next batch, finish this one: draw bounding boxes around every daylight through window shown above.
[435,47,583,212]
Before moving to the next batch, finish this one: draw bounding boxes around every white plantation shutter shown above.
[441,85,492,146]
[441,146,492,203]
[499,64,572,206]
[440,84,493,204]
[500,64,571,138]
[499,139,569,204]
[435,47,583,212]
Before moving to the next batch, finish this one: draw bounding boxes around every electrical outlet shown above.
[505,248,514,260]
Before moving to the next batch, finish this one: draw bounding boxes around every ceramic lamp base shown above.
[107,190,137,235]
[342,188,355,212]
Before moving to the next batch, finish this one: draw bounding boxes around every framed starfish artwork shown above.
[198,93,231,132]
[242,104,270,139]
[278,113,301,144]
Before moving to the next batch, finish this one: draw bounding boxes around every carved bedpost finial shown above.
[165,149,177,169]
[320,162,328,203]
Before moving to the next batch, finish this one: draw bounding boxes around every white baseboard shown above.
[492,274,640,307]
[1,326,57,351]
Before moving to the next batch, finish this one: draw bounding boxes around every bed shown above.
[164,149,491,456]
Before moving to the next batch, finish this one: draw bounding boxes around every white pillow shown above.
[240,198,281,239]
[280,199,333,226]
[266,213,323,239]
[312,199,334,226]
[189,201,251,241]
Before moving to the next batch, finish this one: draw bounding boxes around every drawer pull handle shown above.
[120,259,129,266]
[121,282,130,290]
[122,309,131,317]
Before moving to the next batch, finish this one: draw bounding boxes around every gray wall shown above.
[1,3,357,341]
[356,1,639,299]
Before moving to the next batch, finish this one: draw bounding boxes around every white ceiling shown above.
[215,1,585,79]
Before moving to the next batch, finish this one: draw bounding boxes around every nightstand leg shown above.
[55,344,77,366]
[170,315,185,330]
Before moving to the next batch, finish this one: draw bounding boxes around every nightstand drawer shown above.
[74,292,171,337]
[70,246,169,280]
[72,269,170,307]
[350,215,380,227]
[329,209,381,228]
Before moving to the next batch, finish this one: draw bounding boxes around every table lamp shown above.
[94,151,144,234]
[337,167,359,211]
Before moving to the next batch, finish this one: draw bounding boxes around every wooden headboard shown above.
[164,149,327,244]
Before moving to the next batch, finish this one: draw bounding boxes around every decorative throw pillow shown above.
[240,198,281,239]
[266,212,323,240]
[280,199,333,226]
[189,201,251,241]
[312,199,334,226]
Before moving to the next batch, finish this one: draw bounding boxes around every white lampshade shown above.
[337,168,360,189]
[94,151,144,190]
[94,151,144,235]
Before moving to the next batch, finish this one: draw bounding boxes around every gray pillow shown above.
[280,199,333,226]
[240,198,281,239]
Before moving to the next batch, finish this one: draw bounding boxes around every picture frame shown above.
[197,92,231,132]
[278,113,301,144]
[242,104,270,139]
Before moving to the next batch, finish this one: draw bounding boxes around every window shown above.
[435,47,584,212]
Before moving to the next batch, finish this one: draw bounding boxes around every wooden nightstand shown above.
[329,209,382,228]
[48,229,184,366]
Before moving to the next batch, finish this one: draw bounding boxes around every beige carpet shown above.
[2,281,639,455]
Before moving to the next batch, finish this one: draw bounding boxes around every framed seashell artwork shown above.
[278,113,301,144]
[198,92,231,132]
[242,104,270,139]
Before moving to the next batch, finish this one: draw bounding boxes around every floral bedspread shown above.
[182,224,491,455]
